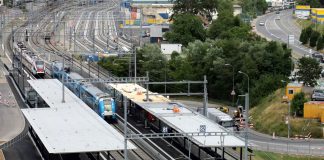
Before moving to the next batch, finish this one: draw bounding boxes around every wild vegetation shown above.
[295,0,324,8]
[250,89,322,138]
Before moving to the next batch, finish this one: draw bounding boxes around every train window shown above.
[82,91,93,101]
[104,99,112,111]
[36,61,44,65]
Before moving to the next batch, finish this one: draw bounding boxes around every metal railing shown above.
[250,139,324,156]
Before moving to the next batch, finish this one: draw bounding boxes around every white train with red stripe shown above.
[13,42,45,77]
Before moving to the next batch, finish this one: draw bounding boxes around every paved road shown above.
[255,9,313,59]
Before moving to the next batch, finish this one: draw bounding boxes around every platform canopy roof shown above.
[24,79,136,154]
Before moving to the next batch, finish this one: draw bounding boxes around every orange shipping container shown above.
[285,83,303,100]
[304,101,324,119]
[321,111,324,123]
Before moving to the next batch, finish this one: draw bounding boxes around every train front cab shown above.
[99,97,117,123]
[34,60,45,77]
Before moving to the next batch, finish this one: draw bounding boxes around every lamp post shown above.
[158,60,167,93]
[225,64,235,107]
[134,45,137,86]
[238,70,249,160]
[281,80,290,139]
[164,62,167,95]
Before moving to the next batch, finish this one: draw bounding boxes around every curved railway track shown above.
[8,1,177,160]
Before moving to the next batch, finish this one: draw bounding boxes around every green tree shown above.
[136,44,167,82]
[172,0,218,20]
[219,26,251,39]
[98,57,129,77]
[164,14,206,46]
[300,26,313,45]
[241,0,268,17]
[297,57,322,86]
[217,0,234,13]
[250,74,285,106]
[309,31,320,47]
[317,35,324,50]
[256,0,269,14]
[167,38,292,105]
[291,92,307,117]
[299,28,308,44]
[207,14,248,39]
[296,0,322,8]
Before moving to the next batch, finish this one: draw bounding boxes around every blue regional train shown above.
[50,62,116,120]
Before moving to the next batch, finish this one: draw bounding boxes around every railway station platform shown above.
[109,83,248,160]
[22,79,136,160]
[0,58,25,146]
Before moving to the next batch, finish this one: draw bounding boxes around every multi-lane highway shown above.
[255,9,314,59]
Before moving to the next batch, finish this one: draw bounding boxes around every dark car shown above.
[312,53,324,63]
[312,89,324,101]
[276,11,280,14]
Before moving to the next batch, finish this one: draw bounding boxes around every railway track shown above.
[7,1,192,160]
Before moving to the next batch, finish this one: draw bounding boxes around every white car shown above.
[275,16,280,20]
[259,21,265,26]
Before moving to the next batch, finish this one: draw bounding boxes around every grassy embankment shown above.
[254,151,324,160]
[250,89,323,138]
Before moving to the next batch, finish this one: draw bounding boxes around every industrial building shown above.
[294,5,311,19]
[123,0,172,26]
[311,8,324,24]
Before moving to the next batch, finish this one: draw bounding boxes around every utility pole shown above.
[62,54,65,103]
[92,29,95,53]
[146,71,149,101]
[63,21,66,51]
[123,95,128,160]
[244,93,249,160]
[203,75,208,116]
[134,45,136,85]
[288,100,291,139]
[128,55,132,77]
[139,8,143,47]
[107,25,109,50]
[164,62,167,94]
[69,26,72,50]
[73,26,76,69]
[88,60,90,78]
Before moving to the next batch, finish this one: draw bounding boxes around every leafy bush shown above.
[291,92,307,117]
[309,31,320,47]
[299,28,308,44]
[316,35,324,50]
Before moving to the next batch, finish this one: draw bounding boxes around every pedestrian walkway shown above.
[0,149,5,160]
[0,57,25,145]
